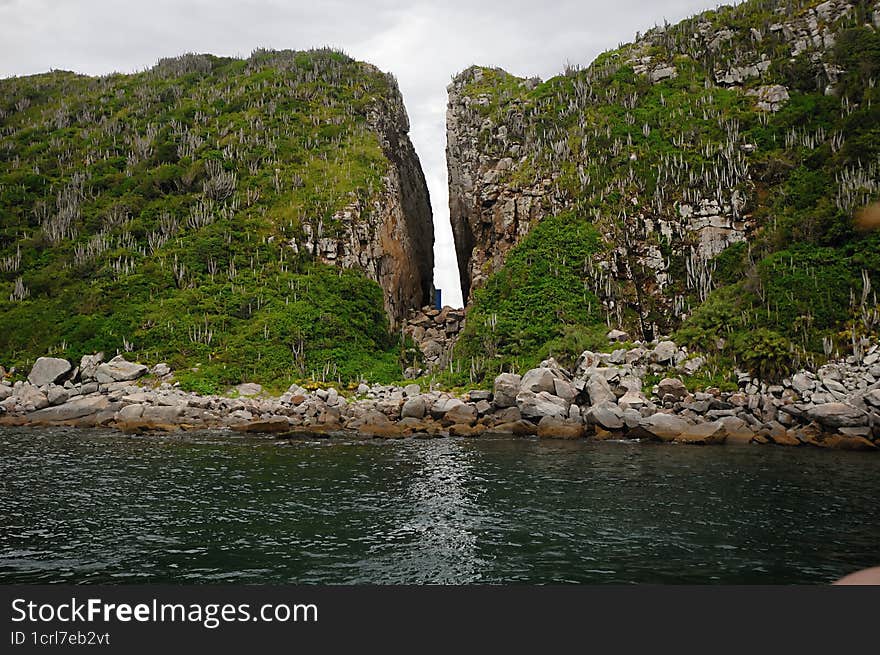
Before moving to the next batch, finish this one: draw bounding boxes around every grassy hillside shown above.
[0,49,415,392]
[448,0,880,383]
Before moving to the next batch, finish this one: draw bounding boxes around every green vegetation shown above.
[0,49,408,390]
[450,0,880,383]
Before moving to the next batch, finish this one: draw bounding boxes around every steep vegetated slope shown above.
[0,49,433,391]
[447,0,880,384]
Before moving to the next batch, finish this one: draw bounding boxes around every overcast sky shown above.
[0,0,715,307]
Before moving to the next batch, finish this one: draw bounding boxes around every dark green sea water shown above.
[1,426,878,584]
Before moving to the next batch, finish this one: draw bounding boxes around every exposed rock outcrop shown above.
[296,72,434,326]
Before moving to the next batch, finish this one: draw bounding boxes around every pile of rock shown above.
[3,341,879,451]
[401,305,464,376]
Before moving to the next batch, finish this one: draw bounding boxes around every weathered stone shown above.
[491,419,538,436]
[79,353,105,381]
[633,413,690,442]
[520,367,558,394]
[585,374,616,407]
[95,356,148,383]
[0,384,12,401]
[12,383,49,412]
[27,395,110,423]
[791,373,814,393]
[152,363,171,377]
[403,383,421,397]
[587,402,625,430]
[748,84,790,112]
[444,403,478,426]
[493,373,522,408]
[804,403,867,429]
[231,417,292,433]
[45,384,69,406]
[236,383,263,397]
[552,378,578,403]
[657,377,688,402]
[675,421,727,445]
[401,396,427,419]
[537,416,585,440]
[516,390,568,420]
[607,329,629,342]
[27,357,72,387]
[652,341,678,364]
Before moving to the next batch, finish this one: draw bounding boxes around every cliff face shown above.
[447,0,880,374]
[301,71,433,325]
[446,68,565,302]
[0,49,432,386]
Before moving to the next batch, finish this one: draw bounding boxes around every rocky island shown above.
[2,0,880,451]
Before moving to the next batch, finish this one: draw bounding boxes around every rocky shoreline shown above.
[1,339,879,451]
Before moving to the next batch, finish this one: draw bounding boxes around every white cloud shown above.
[0,0,713,307]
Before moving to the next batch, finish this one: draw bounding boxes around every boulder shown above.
[552,378,578,403]
[520,368,558,394]
[658,377,688,402]
[537,416,585,440]
[95,355,148,384]
[26,395,110,423]
[0,384,12,401]
[27,357,72,387]
[791,373,814,393]
[516,390,569,420]
[491,420,538,436]
[652,341,678,364]
[804,403,867,429]
[401,396,427,419]
[585,374,616,407]
[607,329,629,342]
[444,403,478,426]
[46,384,69,406]
[12,383,49,412]
[78,353,105,381]
[633,413,690,442]
[586,402,625,430]
[235,383,263,397]
[431,397,466,420]
[231,417,292,433]
[717,416,756,444]
[493,373,522,408]
[152,363,171,377]
[675,421,727,445]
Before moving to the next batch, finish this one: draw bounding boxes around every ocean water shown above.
[1,426,879,584]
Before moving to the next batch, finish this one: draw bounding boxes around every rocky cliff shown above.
[0,48,432,388]
[299,73,433,325]
[447,0,880,382]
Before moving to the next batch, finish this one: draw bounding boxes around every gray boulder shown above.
[652,341,678,364]
[401,396,427,419]
[585,374,615,407]
[658,377,688,402]
[804,403,868,429]
[95,355,148,384]
[0,384,12,401]
[13,383,49,412]
[26,394,111,422]
[520,368,558,394]
[587,402,625,430]
[516,390,568,420]
[635,413,690,441]
[46,384,69,406]
[78,353,105,381]
[27,357,72,387]
[493,373,522,408]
